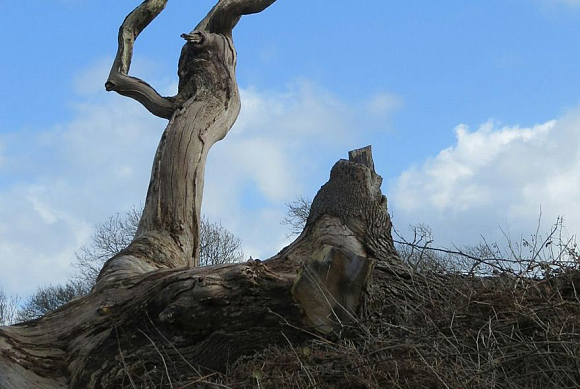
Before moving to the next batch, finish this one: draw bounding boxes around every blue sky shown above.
[1,0,580,297]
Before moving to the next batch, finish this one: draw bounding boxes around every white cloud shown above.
[7,53,580,299]
[390,110,580,248]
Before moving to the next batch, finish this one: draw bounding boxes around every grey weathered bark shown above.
[102,0,275,276]
[0,1,403,387]
[0,145,401,388]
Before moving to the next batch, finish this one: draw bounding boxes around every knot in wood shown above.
[97,303,115,316]
[158,307,176,324]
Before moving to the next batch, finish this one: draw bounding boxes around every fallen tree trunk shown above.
[0,145,404,388]
[4,1,580,388]
[0,4,404,381]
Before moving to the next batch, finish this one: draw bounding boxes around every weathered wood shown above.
[101,0,268,278]
[1,1,279,387]
[105,0,175,119]
[195,0,278,32]
[291,245,373,334]
[348,144,374,170]
[307,146,397,263]
[0,145,402,388]
[0,2,406,388]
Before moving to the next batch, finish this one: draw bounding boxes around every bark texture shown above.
[0,1,404,387]
[0,145,401,388]
[102,0,276,275]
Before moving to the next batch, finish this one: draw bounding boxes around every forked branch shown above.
[105,0,175,119]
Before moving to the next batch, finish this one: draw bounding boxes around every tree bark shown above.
[7,1,578,388]
[101,0,275,276]
[0,143,402,388]
[0,2,406,387]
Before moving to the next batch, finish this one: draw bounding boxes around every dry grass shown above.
[214,218,580,388]
[219,270,580,389]
[124,218,580,388]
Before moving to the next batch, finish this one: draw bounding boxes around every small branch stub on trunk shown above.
[348,145,375,170]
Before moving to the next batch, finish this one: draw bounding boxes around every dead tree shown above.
[0,1,404,387]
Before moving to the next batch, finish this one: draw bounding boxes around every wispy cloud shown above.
[367,92,404,117]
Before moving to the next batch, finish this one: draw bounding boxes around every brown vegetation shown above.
[174,221,580,389]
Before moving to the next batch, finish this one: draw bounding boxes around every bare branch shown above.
[0,288,19,326]
[106,0,175,119]
[195,0,277,33]
[282,196,312,237]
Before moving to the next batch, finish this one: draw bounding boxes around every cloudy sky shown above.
[1,0,579,297]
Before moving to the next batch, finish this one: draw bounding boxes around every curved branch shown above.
[106,0,176,119]
[195,0,277,33]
